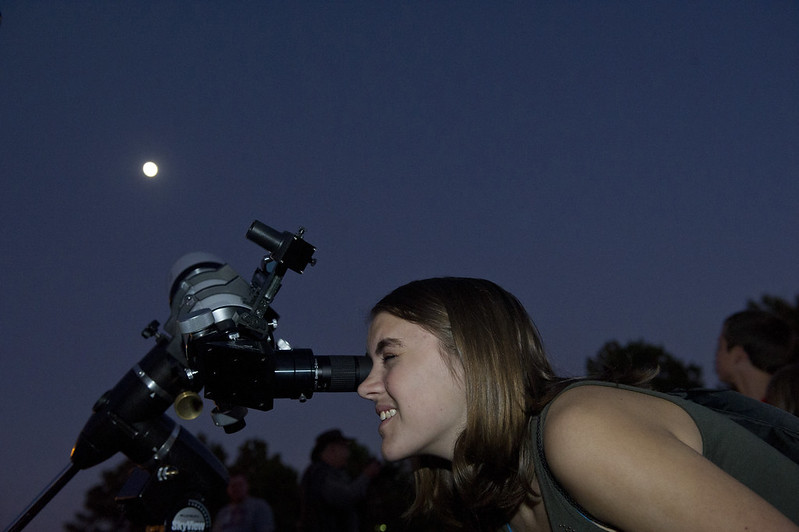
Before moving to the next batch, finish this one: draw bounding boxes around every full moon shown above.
[142,161,159,178]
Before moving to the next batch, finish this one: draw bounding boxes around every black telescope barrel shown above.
[271,352,373,399]
[316,355,373,392]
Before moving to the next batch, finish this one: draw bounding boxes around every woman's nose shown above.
[357,364,381,399]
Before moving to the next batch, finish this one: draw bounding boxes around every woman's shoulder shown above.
[542,382,702,456]
[546,380,689,415]
[543,384,634,440]
[545,381,655,418]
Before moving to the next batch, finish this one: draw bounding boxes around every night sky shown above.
[1,2,798,530]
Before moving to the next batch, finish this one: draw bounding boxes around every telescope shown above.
[5,221,372,532]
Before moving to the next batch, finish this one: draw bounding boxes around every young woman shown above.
[358,277,799,531]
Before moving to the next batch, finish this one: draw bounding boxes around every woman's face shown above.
[358,311,467,462]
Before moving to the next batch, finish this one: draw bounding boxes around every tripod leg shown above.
[4,462,80,532]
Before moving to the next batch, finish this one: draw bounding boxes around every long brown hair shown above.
[371,277,566,529]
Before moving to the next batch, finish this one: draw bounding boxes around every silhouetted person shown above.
[299,429,380,532]
[213,473,275,532]
[715,309,798,401]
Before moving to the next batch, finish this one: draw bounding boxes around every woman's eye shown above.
[381,354,397,363]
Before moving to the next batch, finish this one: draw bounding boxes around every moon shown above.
[142,161,159,178]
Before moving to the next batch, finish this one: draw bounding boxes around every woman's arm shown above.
[543,385,798,532]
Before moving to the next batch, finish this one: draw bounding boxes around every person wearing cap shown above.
[299,429,381,532]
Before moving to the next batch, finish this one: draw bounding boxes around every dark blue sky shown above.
[1,2,797,530]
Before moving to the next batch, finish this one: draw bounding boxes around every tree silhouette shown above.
[586,340,705,392]
[226,438,302,532]
[64,459,137,532]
